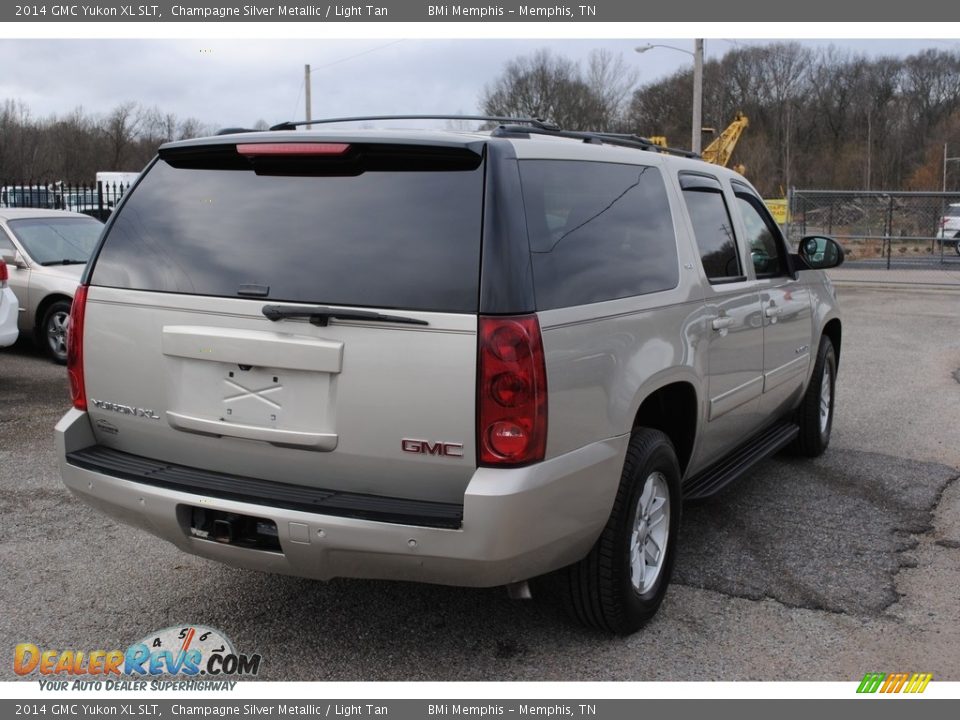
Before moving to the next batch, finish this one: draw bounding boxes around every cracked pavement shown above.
[0,287,958,681]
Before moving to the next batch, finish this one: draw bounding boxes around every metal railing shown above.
[0,180,132,221]
[788,189,960,268]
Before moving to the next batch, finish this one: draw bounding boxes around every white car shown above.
[0,259,19,347]
[939,203,960,255]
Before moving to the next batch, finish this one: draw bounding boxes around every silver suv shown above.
[56,118,843,634]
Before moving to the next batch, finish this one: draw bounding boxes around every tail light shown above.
[0,260,7,285]
[477,315,548,466]
[67,285,88,411]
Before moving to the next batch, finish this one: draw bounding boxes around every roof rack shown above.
[492,124,699,159]
[262,114,698,159]
[268,115,559,132]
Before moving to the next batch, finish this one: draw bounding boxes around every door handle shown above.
[765,306,782,318]
[711,316,734,331]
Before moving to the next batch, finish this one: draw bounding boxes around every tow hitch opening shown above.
[182,506,282,552]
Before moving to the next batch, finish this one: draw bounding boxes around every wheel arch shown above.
[33,293,74,335]
[822,318,842,367]
[631,380,699,477]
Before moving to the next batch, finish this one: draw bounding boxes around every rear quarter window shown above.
[89,147,484,313]
[518,160,678,311]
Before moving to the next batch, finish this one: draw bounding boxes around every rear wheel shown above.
[40,300,71,364]
[558,428,681,634]
[792,335,836,457]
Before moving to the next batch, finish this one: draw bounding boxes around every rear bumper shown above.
[56,409,627,587]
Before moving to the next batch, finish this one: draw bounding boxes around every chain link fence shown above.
[0,180,131,221]
[787,190,960,268]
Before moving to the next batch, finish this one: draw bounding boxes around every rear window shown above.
[89,145,484,313]
[518,160,678,310]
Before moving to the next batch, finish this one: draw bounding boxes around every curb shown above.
[831,280,960,294]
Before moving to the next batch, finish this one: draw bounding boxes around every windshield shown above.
[7,217,104,265]
[946,205,960,218]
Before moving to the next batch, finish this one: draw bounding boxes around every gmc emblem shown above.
[401,439,464,458]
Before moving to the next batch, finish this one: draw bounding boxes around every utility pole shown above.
[305,64,312,127]
[692,39,704,155]
[635,39,705,154]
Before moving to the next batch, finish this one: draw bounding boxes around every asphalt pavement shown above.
[1,286,958,681]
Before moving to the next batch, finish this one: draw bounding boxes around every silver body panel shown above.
[56,129,842,586]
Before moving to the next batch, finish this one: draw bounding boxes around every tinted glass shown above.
[91,154,484,313]
[735,192,785,277]
[519,161,678,310]
[681,185,741,282]
[7,217,104,265]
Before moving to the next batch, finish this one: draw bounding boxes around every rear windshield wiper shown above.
[40,259,87,266]
[262,304,428,327]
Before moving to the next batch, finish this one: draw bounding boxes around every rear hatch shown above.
[79,137,485,504]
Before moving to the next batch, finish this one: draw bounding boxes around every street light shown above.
[635,39,704,154]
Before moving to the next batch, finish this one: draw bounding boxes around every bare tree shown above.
[480,48,636,131]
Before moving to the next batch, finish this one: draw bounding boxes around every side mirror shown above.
[793,235,844,271]
[0,249,26,269]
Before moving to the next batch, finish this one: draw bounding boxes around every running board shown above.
[682,422,799,500]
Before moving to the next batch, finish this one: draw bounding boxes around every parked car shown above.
[0,260,19,347]
[0,209,105,362]
[56,117,844,634]
[938,202,960,255]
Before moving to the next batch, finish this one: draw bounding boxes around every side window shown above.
[519,160,679,310]
[680,174,743,283]
[733,183,787,277]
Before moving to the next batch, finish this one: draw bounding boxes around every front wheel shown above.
[558,428,681,634]
[792,335,837,457]
[40,300,72,364]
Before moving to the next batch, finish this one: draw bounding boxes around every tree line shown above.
[0,100,223,183]
[2,42,959,196]
[481,43,960,197]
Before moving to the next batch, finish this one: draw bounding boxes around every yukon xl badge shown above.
[401,439,464,458]
[90,398,161,420]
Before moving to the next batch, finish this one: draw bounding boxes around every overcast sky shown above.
[1,38,958,131]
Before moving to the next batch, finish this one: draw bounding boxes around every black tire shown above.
[558,428,681,634]
[954,236,960,256]
[39,300,71,365]
[792,335,837,457]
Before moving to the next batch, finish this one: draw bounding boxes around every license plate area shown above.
[180,505,282,553]
[223,367,284,427]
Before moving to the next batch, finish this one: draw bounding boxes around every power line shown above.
[310,39,406,71]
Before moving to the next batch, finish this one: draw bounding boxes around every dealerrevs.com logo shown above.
[14,626,261,687]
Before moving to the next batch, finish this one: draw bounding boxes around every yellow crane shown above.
[701,112,749,171]
[646,113,749,171]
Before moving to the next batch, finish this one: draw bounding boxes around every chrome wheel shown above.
[629,471,670,595]
[819,361,833,437]
[46,309,69,359]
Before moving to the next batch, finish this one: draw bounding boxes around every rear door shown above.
[81,139,485,504]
